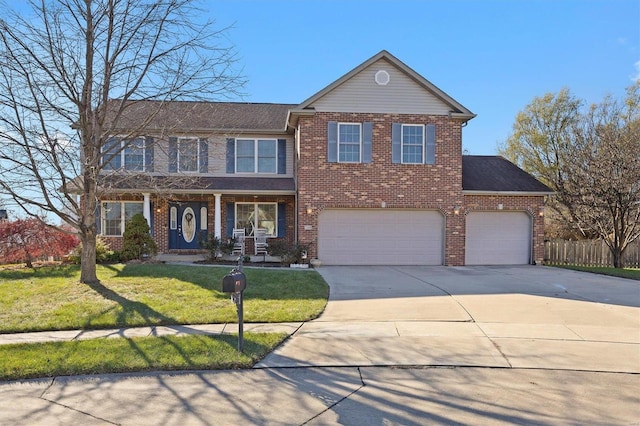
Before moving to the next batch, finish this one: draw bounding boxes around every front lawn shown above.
[552,265,640,280]
[0,333,286,381]
[0,263,329,333]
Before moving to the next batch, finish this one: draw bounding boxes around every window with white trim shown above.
[235,203,277,237]
[178,138,199,172]
[103,137,145,171]
[102,201,144,236]
[338,123,361,163]
[402,124,424,164]
[236,139,277,173]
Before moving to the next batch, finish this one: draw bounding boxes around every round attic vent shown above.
[374,70,390,86]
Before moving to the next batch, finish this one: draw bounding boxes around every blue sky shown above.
[206,0,639,154]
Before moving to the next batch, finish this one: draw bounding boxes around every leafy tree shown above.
[0,218,79,267]
[499,89,583,236]
[501,84,640,267]
[121,214,157,261]
[0,1,243,283]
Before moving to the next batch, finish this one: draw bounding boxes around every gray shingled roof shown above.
[106,100,296,132]
[462,156,553,193]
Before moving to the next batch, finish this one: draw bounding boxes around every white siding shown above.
[465,212,532,265]
[310,59,452,115]
[318,209,444,265]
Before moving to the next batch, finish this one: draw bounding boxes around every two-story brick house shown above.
[96,50,552,266]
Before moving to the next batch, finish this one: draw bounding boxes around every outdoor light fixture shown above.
[539,207,545,217]
[453,206,461,215]
[306,206,313,214]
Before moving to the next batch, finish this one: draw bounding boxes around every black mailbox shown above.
[222,270,246,293]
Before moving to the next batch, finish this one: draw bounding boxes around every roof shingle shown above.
[106,100,295,132]
[462,156,553,193]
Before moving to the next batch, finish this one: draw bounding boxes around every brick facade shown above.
[463,194,546,264]
[296,112,468,265]
[296,112,546,266]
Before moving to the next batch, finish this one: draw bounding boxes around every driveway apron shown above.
[256,265,640,373]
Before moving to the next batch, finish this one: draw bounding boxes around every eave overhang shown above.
[463,190,555,196]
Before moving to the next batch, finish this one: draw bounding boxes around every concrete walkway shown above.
[1,265,639,425]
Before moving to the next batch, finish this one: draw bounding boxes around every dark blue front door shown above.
[168,202,207,249]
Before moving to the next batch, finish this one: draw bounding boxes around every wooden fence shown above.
[544,239,640,268]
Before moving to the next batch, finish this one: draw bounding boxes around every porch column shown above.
[143,193,151,229]
[214,193,222,239]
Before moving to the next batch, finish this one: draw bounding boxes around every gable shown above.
[297,51,475,119]
[309,58,452,114]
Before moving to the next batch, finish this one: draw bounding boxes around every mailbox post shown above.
[222,257,247,352]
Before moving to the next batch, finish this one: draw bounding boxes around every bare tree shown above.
[564,84,640,267]
[501,84,640,267]
[0,0,243,283]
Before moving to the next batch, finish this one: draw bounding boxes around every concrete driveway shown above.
[258,265,640,373]
[2,265,639,425]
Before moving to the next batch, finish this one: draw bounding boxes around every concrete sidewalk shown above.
[1,265,639,424]
[0,322,302,346]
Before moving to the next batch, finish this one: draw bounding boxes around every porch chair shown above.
[254,228,268,256]
[232,228,245,256]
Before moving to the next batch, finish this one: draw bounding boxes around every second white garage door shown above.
[318,209,444,265]
[465,211,532,265]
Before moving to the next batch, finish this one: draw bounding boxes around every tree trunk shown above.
[80,230,98,283]
[612,246,624,269]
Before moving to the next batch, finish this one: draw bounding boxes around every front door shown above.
[168,202,208,249]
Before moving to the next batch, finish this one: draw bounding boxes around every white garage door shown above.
[465,212,531,265]
[318,209,444,265]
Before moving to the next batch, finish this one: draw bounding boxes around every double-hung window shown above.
[236,139,277,173]
[401,124,425,164]
[101,201,144,236]
[392,123,435,165]
[338,123,361,163]
[235,203,277,237]
[103,137,146,171]
[124,138,145,171]
[178,138,199,172]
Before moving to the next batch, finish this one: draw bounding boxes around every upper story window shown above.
[226,138,286,175]
[236,139,277,173]
[103,137,146,171]
[401,124,425,164]
[392,123,436,165]
[338,123,361,163]
[169,137,207,174]
[327,121,372,164]
[178,138,199,172]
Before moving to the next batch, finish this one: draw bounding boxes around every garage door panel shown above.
[318,209,443,265]
[465,212,531,265]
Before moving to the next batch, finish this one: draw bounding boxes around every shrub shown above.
[200,235,235,261]
[68,236,116,264]
[120,214,157,261]
[267,240,309,265]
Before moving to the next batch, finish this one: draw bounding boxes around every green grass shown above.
[0,263,329,333]
[551,265,640,280]
[0,332,287,381]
